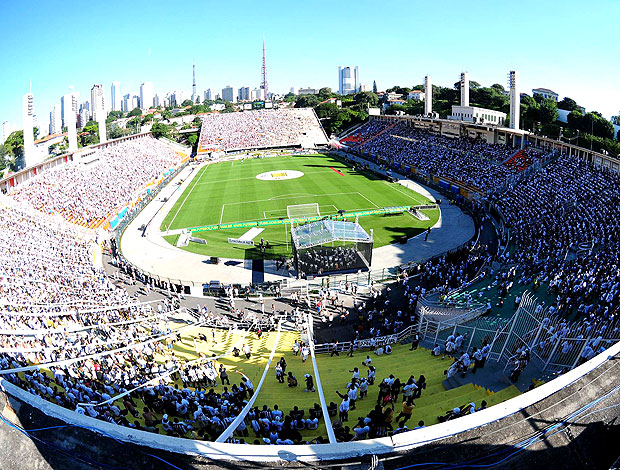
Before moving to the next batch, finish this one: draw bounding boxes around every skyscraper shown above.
[338,66,360,95]
[49,103,62,135]
[22,92,36,166]
[1,121,11,144]
[63,92,78,152]
[111,82,121,112]
[222,86,236,103]
[140,82,153,110]
[238,87,250,101]
[204,89,212,102]
[90,84,105,121]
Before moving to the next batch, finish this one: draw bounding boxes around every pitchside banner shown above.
[187,205,427,233]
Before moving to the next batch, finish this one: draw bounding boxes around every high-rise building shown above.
[338,66,360,95]
[90,84,105,121]
[62,93,78,152]
[140,82,153,110]
[111,81,121,112]
[131,95,140,110]
[460,72,469,107]
[238,87,250,101]
[251,88,264,100]
[153,94,160,108]
[424,75,432,115]
[122,94,131,112]
[204,89,212,101]
[509,70,520,130]
[49,103,62,135]
[22,92,36,166]
[222,86,236,103]
[78,105,90,129]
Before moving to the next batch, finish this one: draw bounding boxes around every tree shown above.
[222,102,235,113]
[294,95,321,108]
[318,87,333,99]
[372,80,377,93]
[4,130,24,161]
[557,97,580,112]
[127,107,142,117]
[181,99,193,107]
[151,122,170,139]
[353,91,379,108]
[187,134,198,146]
[106,110,124,123]
[538,98,559,125]
[612,113,620,126]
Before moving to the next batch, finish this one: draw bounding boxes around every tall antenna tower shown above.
[261,39,268,100]
[192,62,197,102]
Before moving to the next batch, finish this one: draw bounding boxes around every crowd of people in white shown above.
[198,109,326,152]
[9,137,182,226]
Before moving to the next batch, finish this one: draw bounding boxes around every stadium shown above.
[2,70,620,470]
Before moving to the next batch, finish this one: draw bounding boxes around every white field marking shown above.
[222,191,362,206]
[382,180,426,204]
[173,206,382,232]
[193,170,332,186]
[268,193,314,201]
[168,166,209,230]
[219,204,225,225]
[357,192,379,208]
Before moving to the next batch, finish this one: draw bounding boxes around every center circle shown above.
[256,170,304,181]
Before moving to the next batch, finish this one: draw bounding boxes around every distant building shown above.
[222,86,236,103]
[122,94,131,112]
[153,94,160,108]
[449,105,506,126]
[111,81,121,111]
[204,89,213,101]
[238,87,250,101]
[251,88,264,100]
[140,82,153,110]
[131,95,140,110]
[298,87,317,95]
[407,90,425,101]
[78,106,90,129]
[338,66,360,95]
[290,87,296,95]
[49,103,62,135]
[61,92,79,128]
[90,84,105,121]
[532,88,558,101]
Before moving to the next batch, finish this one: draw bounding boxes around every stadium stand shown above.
[197,108,328,153]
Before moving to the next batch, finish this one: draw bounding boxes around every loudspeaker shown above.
[210,257,219,265]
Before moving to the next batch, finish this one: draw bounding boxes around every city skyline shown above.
[1,0,619,135]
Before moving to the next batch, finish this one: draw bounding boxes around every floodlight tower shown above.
[508,70,520,130]
[424,75,432,116]
[460,72,469,107]
[261,39,268,100]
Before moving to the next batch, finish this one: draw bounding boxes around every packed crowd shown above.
[9,137,183,227]
[345,120,545,194]
[198,109,327,152]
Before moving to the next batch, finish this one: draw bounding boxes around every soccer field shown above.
[161,154,439,259]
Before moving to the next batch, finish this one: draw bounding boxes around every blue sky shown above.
[1,0,618,134]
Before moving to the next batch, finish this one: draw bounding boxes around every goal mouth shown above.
[287,203,320,221]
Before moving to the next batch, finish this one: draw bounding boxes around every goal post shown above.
[286,203,320,221]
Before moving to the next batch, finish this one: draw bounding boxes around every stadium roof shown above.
[291,219,372,249]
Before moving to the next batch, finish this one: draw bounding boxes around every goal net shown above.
[287,203,320,221]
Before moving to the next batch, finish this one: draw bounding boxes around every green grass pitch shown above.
[161,154,439,259]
